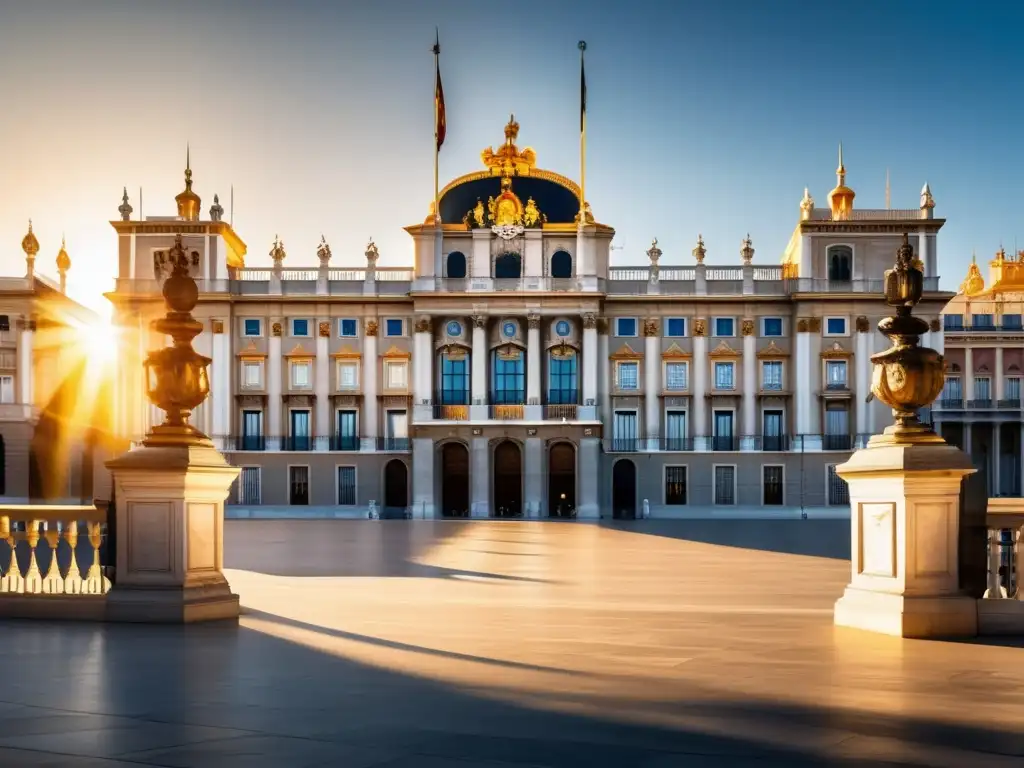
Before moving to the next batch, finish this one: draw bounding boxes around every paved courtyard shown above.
[2,519,1023,767]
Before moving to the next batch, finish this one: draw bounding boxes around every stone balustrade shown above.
[984,498,1024,601]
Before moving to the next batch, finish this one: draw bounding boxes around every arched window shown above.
[827,246,852,282]
[548,350,578,404]
[446,251,467,279]
[438,350,470,405]
[550,250,572,279]
[495,252,522,279]
[491,348,525,404]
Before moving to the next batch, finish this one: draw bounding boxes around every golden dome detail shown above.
[21,219,39,257]
[828,143,855,221]
[175,144,202,221]
[56,236,71,272]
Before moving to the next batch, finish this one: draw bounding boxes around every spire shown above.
[175,144,201,221]
[919,182,935,219]
[22,219,39,280]
[56,235,71,294]
[799,187,815,220]
[837,142,845,184]
[118,186,133,221]
[828,142,855,220]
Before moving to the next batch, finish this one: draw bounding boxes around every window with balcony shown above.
[439,351,470,405]
[385,319,404,337]
[974,376,992,404]
[762,410,785,451]
[713,410,734,451]
[714,465,736,505]
[665,317,686,337]
[825,360,848,389]
[385,410,408,450]
[289,410,311,451]
[384,360,408,390]
[239,467,261,504]
[339,318,357,337]
[289,466,309,505]
[291,318,309,337]
[971,314,994,330]
[548,351,578,404]
[241,410,263,451]
[665,466,687,505]
[944,314,964,331]
[714,317,734,337]
[0,375,14,404]
[612,411,638,451]
[615,318,637,337]
[942,376,962,403]
[761,361,783,390]
[336,466,356,505]
[762,317,783,337]
[714,362,734,390]
[824,403,850,449]
[665,411,687,450]
[335,410,358,451]
[491,349,525,404]
[617,361,639,391]
[827,245,852,281]
[290,361,311,389]
[337,361,359,390]
[763,465,784,505]
[1003,314,1023,330]
[243,318,262,337]
[241,361,263,389]
[825,317,847,336]
[1006,377,1021,403]
[665,361,688,391]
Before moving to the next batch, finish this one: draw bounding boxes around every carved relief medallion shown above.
[693,319,707,337]
[643,318,659,337]
[318,321,330,337]
[929,318,941,332]
[365,320,378,336]
[414,317,431,334]
[855,316,870,333]
[271,322,282,337]
[211,320,224,334]
[796,319,809,333]
[741,319,754,337]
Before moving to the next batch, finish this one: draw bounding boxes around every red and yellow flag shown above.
[434,31,446,151]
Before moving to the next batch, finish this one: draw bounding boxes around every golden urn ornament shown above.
[868,233,944,445]
[142,234,213,447]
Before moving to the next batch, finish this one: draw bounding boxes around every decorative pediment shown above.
[382,345,412,359]
[236,340,267,359]
[820,341,853,359]
[756,341,790,359]
[609,343,643,361]
[708,340,740,359]
[284,343,314,359]
[331,345,362,359]
[661,342,692,360]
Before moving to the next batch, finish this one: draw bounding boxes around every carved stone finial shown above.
[118,187,134,221]
[692,234,706,264]
[209,194,224,222]
[647,238,662,283]
[799,187,814,220]
[365,238,379,266]
[21,219,39,258]
[741,319,754,337]
[317,235,332,265]
[740,234,754,265]
[270,235,286,264]
[920,182,935,217]
[643,318,659,337]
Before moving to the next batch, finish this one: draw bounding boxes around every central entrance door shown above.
[383,459,408,518]
[441,443,470,518]
[612,459,637,519]
[548,442,576,518]
[493,440,523,517]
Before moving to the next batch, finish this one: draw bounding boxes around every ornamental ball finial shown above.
[578,40,587,51]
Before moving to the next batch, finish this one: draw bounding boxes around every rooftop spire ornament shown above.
[868,233,944,445]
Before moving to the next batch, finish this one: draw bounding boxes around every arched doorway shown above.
[383,460,408,517]
[440,443,470,518]
[493,441,522,517]
[446,251,467,279]
[612,459,636,520]
[548,442,576,518]
[550,250,572,279]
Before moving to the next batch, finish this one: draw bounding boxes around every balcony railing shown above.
[938,398,964,410]
[377,437,411,451]
[945,323,1024,333]
[433,404,469,420]
[822,434,854,451]
[490,404,525,420]
[711,436,739,451]
[824,382,850,391]
[232,435,266,451]
[284,436,314,451]
[755,435,791,451]
[604,438,641,452]
[998,399,1022,409]
[967,399,994,409]
[330,435,361,451]
[659,437,694,451]
[543,404,579,421]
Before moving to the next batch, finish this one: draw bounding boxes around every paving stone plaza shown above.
[2,519,1022,767]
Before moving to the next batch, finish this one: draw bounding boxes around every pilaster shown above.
[741,321,756,450]
[577,438,600,518]
[267,321,282,450]
[643,319,659,449]
[995,347,1004,402]
[524,437,543,517]
[471,437,489,517]
[526,314,541,407]
[473,315,489,408]
[414,317,433,405]
[692,320,708,450]
[795,321,812,445]
[315,321,330,445]
[18,320,33,405]
[582,314,598,406]
[524,230,543,277]
[965,347,975,401]
[210,320,228,447]
[411,437,435,518]
[471,230,491,278]
[598,319,611,429]
[855,321,871,438]
[362,323,378,443]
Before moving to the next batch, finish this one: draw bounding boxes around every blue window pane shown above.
[616,318,636,336]
[666,318,686,337]
[243,319,261,336]
[292,319,308,336]
[548,353,578,404]
[944,314,964,330]
[340,319,357,337]
[826,318,846,335]
[386,319,403,336]
[715,318,734,337]
[1003,314,1022,330]
[763,318,782,337]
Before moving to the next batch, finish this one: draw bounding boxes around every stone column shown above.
[471,230,491,280]
[524,437,543,517]
[414,316,433,406]
[210,320,229,449]
[362,321,378,448]
[582,313,598,406]
[855,317,871,444]
[472,316,488,409]
[471,436,489,517]
[315,320,330,449]
[995,347,1004,403]
[965,347,975,402]
[577,437,600,518]
[741,319,756,450]
[267,320,282,450]
[598,319,611,430]
[795,319,813,448]
[993,425,1002,496]
[692,319,708,450]
[411,437,435,518]
[18,318,33,405]
[643,318,660,450]
[526,314,541,419]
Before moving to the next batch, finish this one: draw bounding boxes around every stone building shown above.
[108,121,951,518]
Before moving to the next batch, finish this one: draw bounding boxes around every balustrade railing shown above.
[755,434,791,451]
[376,437,411,451]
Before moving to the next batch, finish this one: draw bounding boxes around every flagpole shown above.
[433,30,441,224]
[579,40,587,222]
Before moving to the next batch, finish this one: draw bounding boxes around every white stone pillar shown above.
[524,230,543,278]
[471,230,491,279]
[995,347,1004,402]
[965,347,975,402]
[267,324,282,450]
[526,315,541,402]
[433,227,444,282]
[582,314,598,406]
[918,228,928,277]
[993,426,1001,496]
[524,437,543,517]
[362,324,378,447]
[598,322,611,429]
[799,234,812,279]
[315,321,330,448]
[18,320,33,405]
[795,323,813,447]
[414,317,432,405]
[210,321,229,448]
[577,438,599,518]
[855,322,871,441]
[643,319,660,449]
[412,437,435,518]
[576,229,588,276]
[472,316,488,405]
[741,322,756,450]
[693,322,708,450]
[471,436,489,517]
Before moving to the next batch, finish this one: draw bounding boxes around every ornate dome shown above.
[56,236,71,272]
[21,220,39,257]
[175,146,202,221]
[828,144,855,221]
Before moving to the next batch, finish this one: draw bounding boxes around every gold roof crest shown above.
[481,114,537,177]
[958,254,985,296]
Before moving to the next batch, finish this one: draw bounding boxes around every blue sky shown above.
[1,0,1022,310]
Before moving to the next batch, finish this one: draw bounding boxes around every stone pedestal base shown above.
[834,587,977,638]
[105,442,241,624]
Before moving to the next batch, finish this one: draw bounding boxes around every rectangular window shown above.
[242,361,263,388]
[762,410,785,450]
[825,360,848,388]
[665,318,686,337]
[714,466,736,505]
[762,317,783,337]
[339,318,358,337]
[615,318,637,337]
[942,376,962,402]
[1006,377,1021,402]
[612,411,638,451]
[291,361,311,388]
[665,466,687,505]
[617,361,639,390]
[336,410,358,450]
[944,314,964,331]
[289,466,309,505]
[337,361,359,390]
[824,403,850,449]
[385,318,404,337]
[1002,314,1023,330]
[291,318,309,337]
[385,360,408,389]
[827,464,849,506]
[0,375,13,404]
[974,377,991,402]
[761,361,783,390]
[385,410,409,449]
[243,318,261,337]
[238,467,261,505]
[337,466,356,506]
[241,410,263,450]
[763,465,784,506]
[665,411,687,450]
[971,313,994,329]
[714,362,734,389]
[713,410,734,451]
[825,317,847,336]
[714,318,734,337]
[665,361,688,391]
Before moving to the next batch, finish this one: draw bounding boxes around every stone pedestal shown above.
[833,439,978,638]
[105,444,241,623]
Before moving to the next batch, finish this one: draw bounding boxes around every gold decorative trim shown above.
[809,317,822,333]
[708,340,741,358]
[756,341,789,359]
[236,340,267,359]
[382,345,412,359]
[284,343,314,358]
[331,346,362,359]
[609,343,643,361]
[661,342,692,360]
[821,341,853,359]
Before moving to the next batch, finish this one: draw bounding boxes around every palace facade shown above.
[108,119,952,518]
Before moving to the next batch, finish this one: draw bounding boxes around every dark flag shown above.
[434,31,446,151]
[579,40,587,133]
